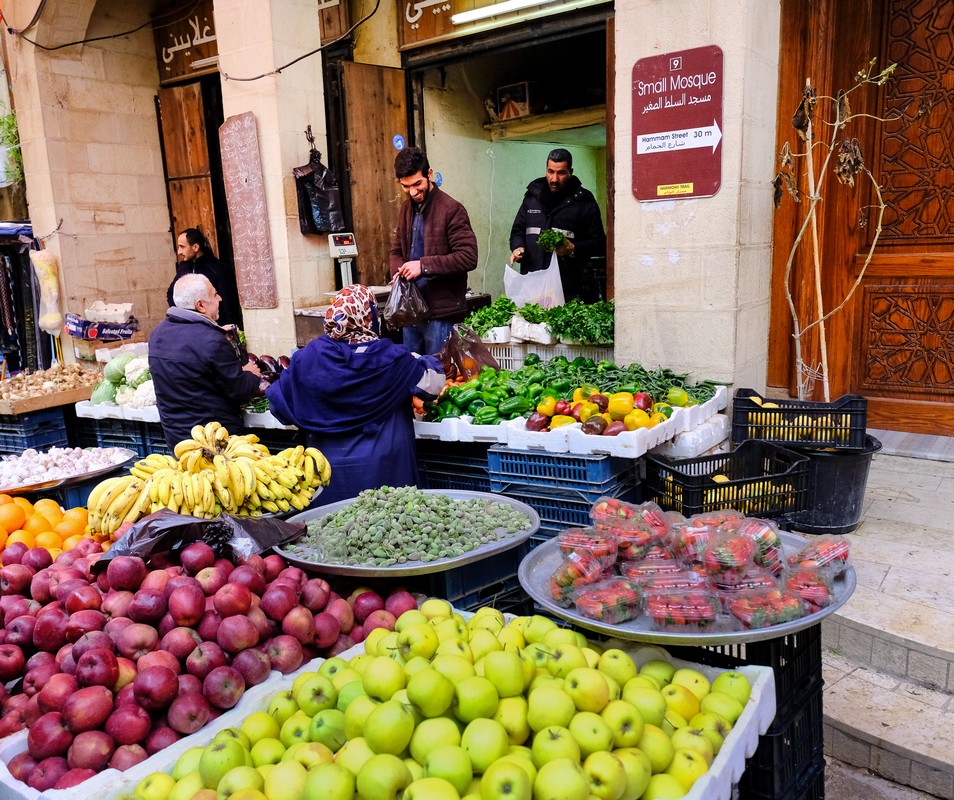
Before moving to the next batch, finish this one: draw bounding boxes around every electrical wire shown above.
[220,0,381,82]
[482,146,496,274]
[0,0,47,35]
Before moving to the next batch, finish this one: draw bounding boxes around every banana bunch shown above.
[86,422,333,538]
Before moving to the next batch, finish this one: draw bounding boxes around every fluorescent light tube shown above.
[451,0,560,25]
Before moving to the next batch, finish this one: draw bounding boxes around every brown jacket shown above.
[389,186,478,320]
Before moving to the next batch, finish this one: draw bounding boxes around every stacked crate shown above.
[415,440,492,493]
[0,408,70,455]
[75,416,148,457]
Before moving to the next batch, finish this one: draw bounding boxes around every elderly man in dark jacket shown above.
[389,147,478,355]
[149,274,263,450]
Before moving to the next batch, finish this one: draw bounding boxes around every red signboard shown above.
[631,45,724,201]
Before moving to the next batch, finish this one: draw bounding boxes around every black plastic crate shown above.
[141,422,173,456]
[418,468,492,494]
[732,388,867,451]
[416,440,492,473]
[71,417,145,457]
[497,482,640,538]
[450,574,524,612]
[425,540,531,602]
[0,408,70,454]
[488,445,639,493]
[644,439,809,518]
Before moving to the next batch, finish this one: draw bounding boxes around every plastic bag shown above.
[293,150,345,234]
[383,276,431,328]
[504,252,565,308]
[91,509,306,571]
[436,324,500,381]
[30,249,63,334]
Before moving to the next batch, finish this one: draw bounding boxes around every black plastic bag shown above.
[383,276,431,328]
[91,510,305,571]
[294,150,345,234]
[437,324,500,380]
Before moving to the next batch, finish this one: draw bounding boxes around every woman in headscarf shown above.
[266,285,445,505]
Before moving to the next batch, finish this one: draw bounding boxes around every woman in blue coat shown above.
[266,285,444,505]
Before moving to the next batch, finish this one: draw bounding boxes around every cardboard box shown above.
[65,313,139,341]
[497,82,546,120]
[72,331,147,362]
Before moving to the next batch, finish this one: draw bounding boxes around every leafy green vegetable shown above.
[518,303,549,324]
[536,229,567,252]
[463,296,517,336]
[244,396,270,413]
[545,299,615,345]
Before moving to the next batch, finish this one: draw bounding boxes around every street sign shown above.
[632,45,724,201]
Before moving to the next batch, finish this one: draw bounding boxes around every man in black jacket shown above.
[509,148,605,301]
[149,274,263,450]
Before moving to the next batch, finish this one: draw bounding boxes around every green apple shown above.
[547,645,588,679]
[454,675,499,723]
[530,726,580,768]
[624,675,661,692]
[580,648,601,669]
[335,736,375,777]
[639,773,686,800]
[532,758,589,800]
[515,650,536,690]
[293,671,319,696]
[639,660,676,688]
[364,698,417,756]
[689,712,730,755]
[357,753,413,800]
[362,655,407,701]
[523,643,552,674]
[582,751,627,800]
[256,766,274,782]
[405,758,425,782]
[214,728,252,751]
[498,753,536,785]
[292,742,334,770]
[364,628,391,657]
[497,627,526,651]
[567,711,614,759]
[437,639,475,662]
[612,747,652,800]
[410,716,463,763]
[395,609,429,631]
[309,708,347,752]
[468,614,504,638]
[637,724,674,774]
[670,668,710,702]
[660,708,687,737]
[468,629,503,661]
[173,747,206,781]
[603,673,621,702]
[711,670,751,706]
[241,712,282,746]
[493,695,530,745]
[563,667,611,713]
[482,651,526,698]
[420,598,453,620]
[337,679,368,712]
[600,699,645,749]
[597,649,638,687]
[480,758,531,800]
[267,690,300,727]
[664,748,708,791]
[216,766,264,800]
[332,668,364,691]
[344,694,381,739]
[424,744,473,795]
[528,674,562,693]
[472,606,506,626]
[169,771,205,800]
[522,615,557,645]
[660,684,700,721]
[136,772,176,800]
[295,673,339,716]
[250,738,286,767]
[280,712,312,748]
[700,691,744,724]
[407,667,456,718]
[393,688,425,726]
[433,616,469,642]
[461,718,510,774]
[263,759,308,800]
[302,762,354,800]
[349,653,374,674]
[542,628,585,649]
[399,622,441,660]
[404,656,432,677]
[527,685,575,733]
[405,777,460,800]
[670,727,714,766]
[506,616,531,634]
[200,739,248,790]
[226,790,266,800]
[318,657,350,680]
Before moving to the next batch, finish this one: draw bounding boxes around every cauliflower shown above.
[115,384,136,406]
[124,357,151,389]
[127,379,156,409]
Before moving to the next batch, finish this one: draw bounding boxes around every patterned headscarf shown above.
[324,284,380,343]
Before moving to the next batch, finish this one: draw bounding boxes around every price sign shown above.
[631,45,724,201]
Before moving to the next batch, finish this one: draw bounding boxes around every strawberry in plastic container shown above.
[591,496,639,531]
[702,531,757,587]
[558,527,619,569]
[548,551,606,607]
[727,587,809,629]
[714,568,779,603]
[736,518,785,576]
[670,520,720,564]
[574,578,643,624]
[636,501,673,538]
[618,560,687,581]
[645,587,723,632]
[692,509,746,531]
[787,534,850,576]
[626,568,711,593]
[784,568,835,613]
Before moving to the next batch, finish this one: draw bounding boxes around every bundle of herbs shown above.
[545,299,615,345]
[463,296,517,335]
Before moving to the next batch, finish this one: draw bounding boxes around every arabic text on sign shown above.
[161,15,216,64]
[657,183,694,196]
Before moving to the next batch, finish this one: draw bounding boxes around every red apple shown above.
[127,588,167,624]
[106,556,147,591]
[66,608,107,641]
[328,633,356,657]
[23,662,59,695]
[74,538,102,557]
[7,751,39,782]
[75,647,120,688]
[104,616,134,643]
[281,605,316,645]
[28,711,74,759]
[0,642,23,683]
[165,574,202,598]
[351,591,385,624]
[0,541,27,564]
[239,553,266,574]
[167,584,205,627]
[61,685,114,733]
[59,650,78,676]
[1,563,35,595]
[27,756,69,791]
[178,673,202,695]
[277,566,306,587]
[180,542,216,575]
[385,590,418,619]
[213,582,253,618]
[72,630,114,660]
[247,606,275,639]
[26,650,56,672]
[67,729,115,770]
[145,725,181,755]
[231,648,271,687]
[157,612,177,638]
[105,703,152,745]
[216,615,259,654]
[38,672,79,713]
[363,609,396,634]
[108,743,148,770]
[21,547,53,572]
[186,640,227,680]
[350,624,365,644]
[133,665,179,711]
[64,584,103,614]
[3,594,39,621]
[324,597,355,633]
[228,565,266,596]
[262,554,286,581]
[195,566,228,596]
[313,612,341,649]
[166,692,212,735]
[161,627,202,661]
[0,706,26,737]
[197,609,222,640]
[22,694,42,726]
[54,767,96,788]
[5,614,36,648]
[137,648,181,675]
[301,578,331,612]
[140,569,171,594]
[33,607,70,651]
[54,579,89,604]
[101,590,135,619]
[114,656,137,692]
[263,635,304,674]
[30,570,55,604]
[260,583,298,621]
[113,683,137,708]
[202,665,245,709]
[115,622,159,660]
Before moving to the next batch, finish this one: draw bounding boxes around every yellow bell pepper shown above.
[607,396,635,421]
[577,402,600,423]
[610,391,635,403]
[623,409,652,430]
[549,414,577,428]
[572,384,600,404]
[649,411,669,427]
[536,396,558,416]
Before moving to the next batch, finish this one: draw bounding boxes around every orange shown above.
[0,528,7,550]
[0,504,26,534]
[12,497,33,515]
[46,548,63,560]
[62,534,85,551]
[62,507,89,527]
[34,499,64,526]
[34,531,63,550]
[6,531,34,549]
[54,517,86,540]
[0,494,13,505]
[23,514,52,536]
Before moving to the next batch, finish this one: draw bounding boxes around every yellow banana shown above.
[255,480,274,502]
[244,489,262,510]
[288,492,307,511]
[86,476,126,517]
[130,466,152,480]
[253,461,276,483]
[94,476,135,521]
[260,500,280,514]
[174,438,202,460]
[213,454,231,486]
[203,421,222,443]
[320,459,332,486]
[226,460,246,505]
[103,479,143,529]
[273,466,298,490]
[275,498,291,513]
[181,472,196,513]
[212,475,235,514]
[302,454,315,487]
[169,473,185,507]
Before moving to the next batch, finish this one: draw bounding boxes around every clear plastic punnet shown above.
[701,531,758,587]
[622,566,711,593]
[735,518,785,575]
[557,527,619,569]
[726,586,811,629]
[635,500,673,538]
[713,568,779,601]
[783,566,837,613]
[548,551,607,607]
[614,520,669,562]
[574,577,643,624]
[670,519,721,564]
[786,534,851,575]
[590,496,642,533]
[645,586,725,633]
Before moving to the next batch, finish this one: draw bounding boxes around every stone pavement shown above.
[822,452,954,799]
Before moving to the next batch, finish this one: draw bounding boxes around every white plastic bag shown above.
[503,252,565,308]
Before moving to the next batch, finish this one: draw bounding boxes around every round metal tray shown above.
[518,529,857,645]
[275,489,540,576]
[0,448,139,495]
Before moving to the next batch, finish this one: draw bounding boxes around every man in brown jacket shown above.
[389,147,478,354]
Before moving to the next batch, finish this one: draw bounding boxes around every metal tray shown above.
[0,448,138,495]
[275,489,540,576]
[519,529,857,645]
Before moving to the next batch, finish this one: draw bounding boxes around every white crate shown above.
[243,410,297,430]
[74,400,124,420]
[457,416,508,443]
[650,413,731,459]
[484,343,524,372]
[522,343,614,363]
[510,317,555,345]
[121,405,160,423]
[413,418,461,441]
[480,326,511,344]
[505,417,573,452]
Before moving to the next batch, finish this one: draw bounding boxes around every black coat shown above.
[509,176,605,300]
[167,254,242,328]
[149,308,261,450]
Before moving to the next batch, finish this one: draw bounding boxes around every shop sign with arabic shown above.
[153,0,218,84]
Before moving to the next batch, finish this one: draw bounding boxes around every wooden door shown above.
[768,0,954,434]
[340,62,408,287]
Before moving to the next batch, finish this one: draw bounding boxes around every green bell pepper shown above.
[498,395,531,418]
[453,388,482,408]
[480,388,508,406]
[571,356,595,369]
[472,406,501,426]
[523,353,542,366]
[435,400,460,420]
[466,398,488,415]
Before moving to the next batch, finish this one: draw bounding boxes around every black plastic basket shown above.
[0,408,70,455]
[732,388,868,450]
[644,440,809,518]
[416,440,492,472]
[74,417,147,457]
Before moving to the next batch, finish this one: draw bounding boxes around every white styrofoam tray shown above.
[243,411,297,431]
[505,417,573,453]
[413,418,460,441]
[121,405,160,423]
[456,416,508,443]
[650,413,731,459]
[74,400,125,421]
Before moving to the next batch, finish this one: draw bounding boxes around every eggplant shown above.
[257,354,280,374]
[278,355,291,371]
[246,353,259,366]
[589,394,609,413]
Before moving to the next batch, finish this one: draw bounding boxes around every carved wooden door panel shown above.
[769,0,954,434]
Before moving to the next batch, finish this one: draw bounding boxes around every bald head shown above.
[173,274,220,321]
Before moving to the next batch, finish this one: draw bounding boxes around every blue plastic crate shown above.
[0,408,70,454]
[417,441,491,472]
[79,418,146,457]
[496,482,640,538]
[0,427,69,454]
[427,540,531,602]
[142,422,173,455]
[488,446,639,493]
